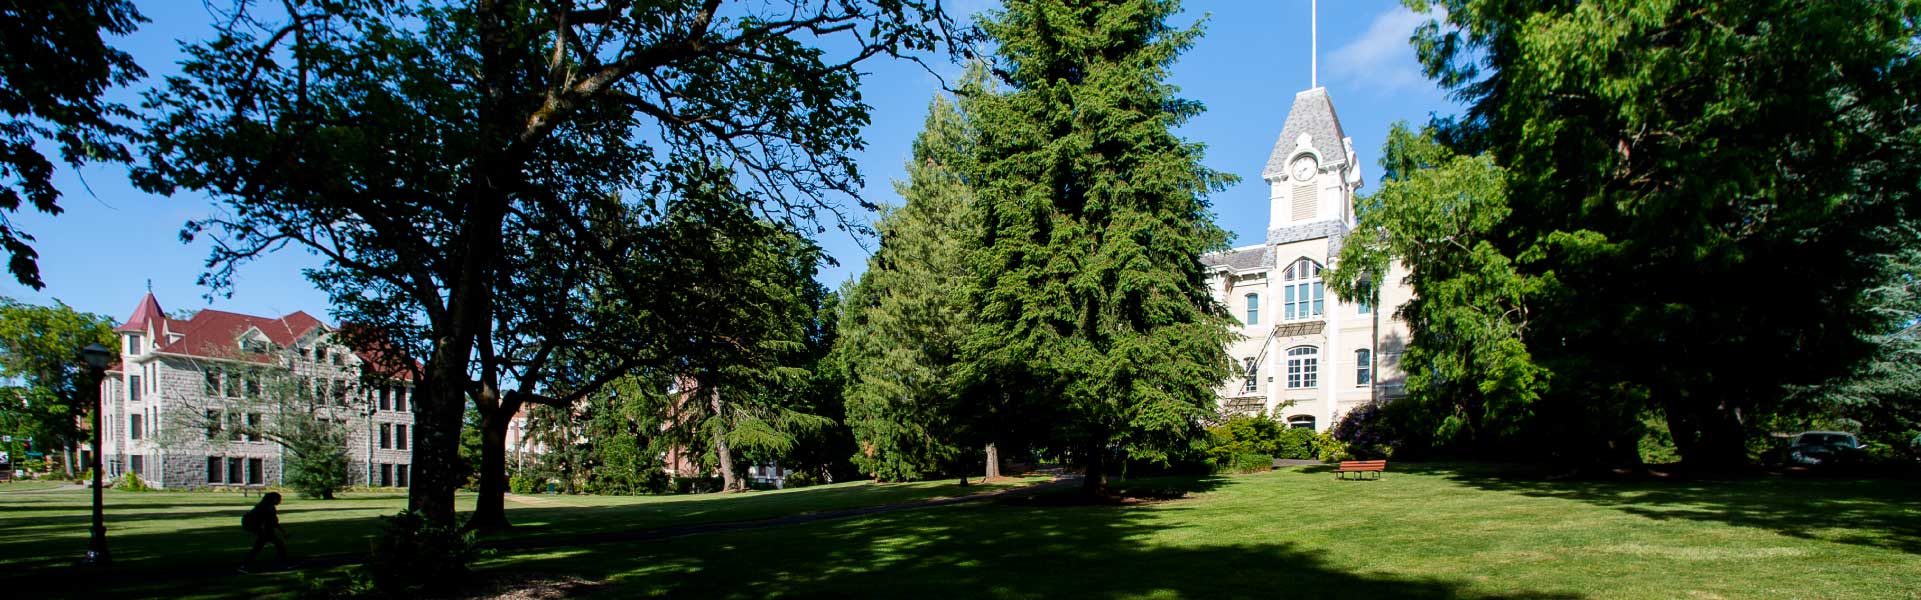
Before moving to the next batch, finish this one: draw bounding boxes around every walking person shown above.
[239,492,290,572]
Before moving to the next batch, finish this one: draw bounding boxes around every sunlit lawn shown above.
[1,477,1042,598]
[0,479,71,492]
[8,465,1919,599]
[486,464,1921,599]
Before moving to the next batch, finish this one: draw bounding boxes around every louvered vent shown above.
[1291,184,1316,221]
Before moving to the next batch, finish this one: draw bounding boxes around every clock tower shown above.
[1261,87,1362,234]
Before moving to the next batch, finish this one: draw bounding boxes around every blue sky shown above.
[5,0,1458,324]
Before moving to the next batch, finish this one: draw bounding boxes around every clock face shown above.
[1291,155,1317,180]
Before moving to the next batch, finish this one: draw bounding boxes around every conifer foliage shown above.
[964,0,1237,494]
[838,94,980,481]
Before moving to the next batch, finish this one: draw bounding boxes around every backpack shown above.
[242,508,262,533]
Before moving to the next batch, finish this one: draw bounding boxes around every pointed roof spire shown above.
[116,293,165,334]
[1262,88,1350,180]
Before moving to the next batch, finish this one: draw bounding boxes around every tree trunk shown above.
[1080,444,1107,497]
[409,363,468,527]
[466,397,519,532]
[709,387,739,492]
[984,443,1001,479]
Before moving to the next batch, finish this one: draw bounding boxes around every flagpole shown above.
[1311,0,1318,88]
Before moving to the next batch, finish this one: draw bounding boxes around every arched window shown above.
[1245,293,1260,325]
[1286,346,1319,389]
[1282,259,1325,320]
[1287,415,1317,430]
[1241,357,1257,392]
[1356,349,1372,386]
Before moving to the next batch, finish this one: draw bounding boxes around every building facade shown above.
[96,294,416,490]
[1202,87,1413,431]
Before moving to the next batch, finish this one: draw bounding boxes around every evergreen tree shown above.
[652,186,833,492]
[964,0,1237,495]
[839,93,980,482]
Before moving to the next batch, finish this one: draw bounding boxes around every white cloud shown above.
[1326,6,1440,93]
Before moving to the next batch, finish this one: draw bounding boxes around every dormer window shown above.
[1282,259,1325,321]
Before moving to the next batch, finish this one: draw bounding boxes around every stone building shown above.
[1202,87,1414,431]
[96,293,416,490]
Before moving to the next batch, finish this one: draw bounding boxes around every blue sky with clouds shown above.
[5,0,1458,324]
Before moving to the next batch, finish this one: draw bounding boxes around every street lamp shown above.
[79,343,112,567]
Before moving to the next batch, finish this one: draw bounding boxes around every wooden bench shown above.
[1333,460,1387,480]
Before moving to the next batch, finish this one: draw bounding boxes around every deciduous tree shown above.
[0,0,144,288]
[135,1,952,527]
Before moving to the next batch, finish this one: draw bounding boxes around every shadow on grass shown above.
[485,476,1584,599]
[1397,462,1921,556]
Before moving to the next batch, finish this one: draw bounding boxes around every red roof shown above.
[116,295,414,380]
[115,293,164,333]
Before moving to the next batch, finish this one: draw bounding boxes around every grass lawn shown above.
[0,479,73,492]
[1,477,1041,598]
[9,465,1919,599]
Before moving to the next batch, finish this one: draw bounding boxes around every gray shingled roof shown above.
[1261,88,1349,180]
[1201,246,1266,272]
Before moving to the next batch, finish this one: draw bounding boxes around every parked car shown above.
[1786,431,1865,466]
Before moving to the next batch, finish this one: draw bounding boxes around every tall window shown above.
[1356,349,1373,386]
[203,370,220,396]
[248,458,263,485]
[247,413,262,441]
[227,457,243,484]
[380,423,392,449]
[127,334,142,354]
[129,414,143,440]
[129,376,142,403]
[396,425,409,450]
[380,464,393,487]
[1357,282,1374,315]
[129,455,143,476]
[1241,358,1257,392]
[205,409,221,439]
[1245,293,1260,325]
[397,464,410,488]
[207,456,222,483]
[395,387,408,412]
[379,388,391,411]
[1286,346,1319,389]
[1282,259,1325,320]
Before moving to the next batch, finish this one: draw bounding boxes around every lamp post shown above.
[79,343,112,567]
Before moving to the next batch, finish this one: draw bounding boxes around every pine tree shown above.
[964,0,1237,495]
[839,93,980,481]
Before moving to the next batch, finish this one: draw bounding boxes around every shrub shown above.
[1274,427,1316,460]
[508,473,540,494]
[362,510,483,598]
[1213,452,1274,474]
[1331,401,1398,459]
[75,468,94,484]
[1312,431,1352,462]
[117,471,154,492]
[784,470,823,488]
[286,446,352,499]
